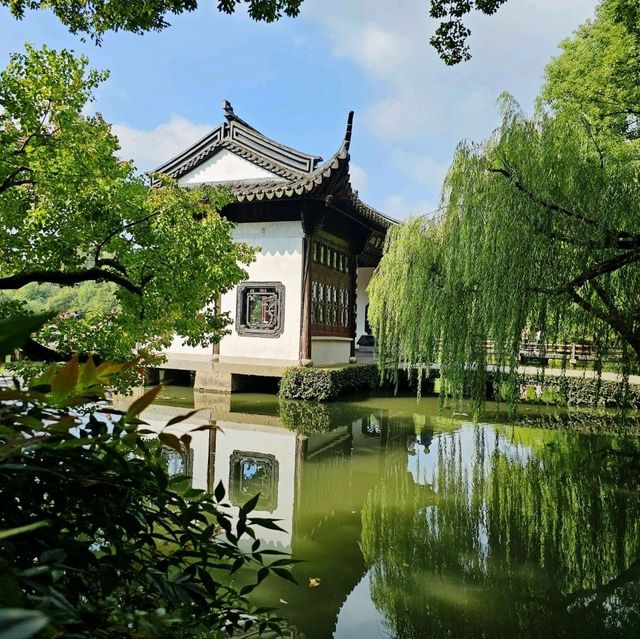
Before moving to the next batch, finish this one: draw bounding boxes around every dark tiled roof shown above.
[152,101,322,181]
[153,102,398,232]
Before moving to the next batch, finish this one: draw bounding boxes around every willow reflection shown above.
[361,425,640,638]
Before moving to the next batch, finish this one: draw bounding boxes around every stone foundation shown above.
[194,370,243,393]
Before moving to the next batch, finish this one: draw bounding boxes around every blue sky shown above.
[0,0,599,219]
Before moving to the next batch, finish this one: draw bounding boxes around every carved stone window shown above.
[236,282,285,337]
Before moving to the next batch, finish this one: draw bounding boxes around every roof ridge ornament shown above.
[222,99,254,131]
[222,99,235,121]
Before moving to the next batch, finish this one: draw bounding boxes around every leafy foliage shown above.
[2,0,303,42]
[3,281,117,316]
[542,0,640,143]
[0,45,255,378]
[0,318,295,638]
[428,0,640,65]
[428,0,508,64]
[492,371,640,409]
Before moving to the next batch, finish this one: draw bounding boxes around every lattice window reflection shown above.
[229,450,279,513]
[236,282,285,337]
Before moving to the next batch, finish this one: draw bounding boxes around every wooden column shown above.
[349,254,357,358]
[300,205,314,363]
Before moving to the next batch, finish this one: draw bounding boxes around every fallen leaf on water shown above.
[308,577,321,589]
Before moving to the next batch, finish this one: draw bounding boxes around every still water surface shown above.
[115,388,640,638]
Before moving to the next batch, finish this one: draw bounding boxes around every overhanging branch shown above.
[0,267,143,296]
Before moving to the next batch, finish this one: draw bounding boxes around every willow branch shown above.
[564,251,640,291]
[564,558,640,607]
[580,114,605,169]
[568,289,640,358]
[529,251,640,298]
[489,165,640,249]
[488,166,593,223]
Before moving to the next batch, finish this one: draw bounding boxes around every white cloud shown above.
[300,0,599,211]
[383,194,439,221]
[112,115,212,172]
[349,163,369,194]
[391,149,449,189]
[305,0,599,143]
[334,25,410,77]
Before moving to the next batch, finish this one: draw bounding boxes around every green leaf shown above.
[0,609,49,639]
[50,357,79,401]
[239,492,260,516]
[248,517,286,532]
[272,567,297,584]
[158,432,182,453]
[0,314,52,358]
[214,480,226,502]
[125,384,162,420]
[165,409,205,426]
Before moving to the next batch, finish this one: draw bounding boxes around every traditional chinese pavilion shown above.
[154,101,396,391]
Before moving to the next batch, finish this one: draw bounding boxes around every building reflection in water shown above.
[111,391,640,639]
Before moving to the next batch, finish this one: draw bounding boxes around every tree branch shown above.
[21,337,103,364]
[529,251,640,297]
[0,165,34,193]
[0,267,143,296]
[563,251,640,292]
[564,558,640,607]
[580,114,605,169]
[93,210,161,264]
[568,289,640,359]
[94,257,129,276]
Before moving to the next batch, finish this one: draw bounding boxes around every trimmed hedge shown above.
[279,364,380,401]
[493,372,640,409]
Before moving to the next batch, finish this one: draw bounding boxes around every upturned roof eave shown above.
[149,101,323,182]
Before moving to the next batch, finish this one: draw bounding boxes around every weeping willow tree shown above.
[369,95,640,398]
[370,1,640,400]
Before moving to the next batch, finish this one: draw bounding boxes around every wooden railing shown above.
[515,342,623,365]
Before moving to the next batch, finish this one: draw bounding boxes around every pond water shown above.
[113,387,640,638]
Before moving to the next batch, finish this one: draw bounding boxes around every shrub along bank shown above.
[280,361,640,409]
[492,372,640,409]
[279,364,380,401]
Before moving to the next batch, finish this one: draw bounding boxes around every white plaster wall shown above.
[167,334,210,356]
[356,267,374,345]
[178,149,283,185]
[213,422,297,551]
[311,337,351,366]
[219,221,303,362]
